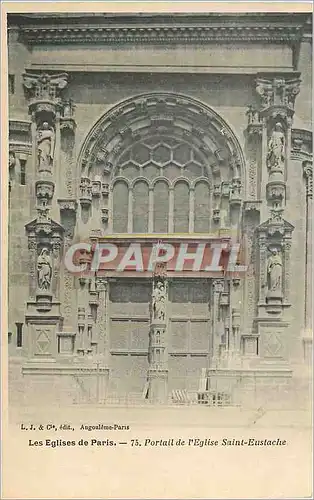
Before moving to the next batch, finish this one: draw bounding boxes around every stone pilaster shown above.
[303,160,313,335]
[211,279,224,367]
[242,202,261,334]
[23,72,69,315]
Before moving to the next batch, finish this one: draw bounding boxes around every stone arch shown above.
[78,92,246,187]
[77,92,246,233]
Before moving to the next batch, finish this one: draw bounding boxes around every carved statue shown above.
[37,248,52,291]
[9,152,16,169]
[37,122,55,170]
[266,123,285,172]
[152,280,166,321]
[267,247,282,293]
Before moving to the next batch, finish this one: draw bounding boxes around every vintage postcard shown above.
[1,2,313,499]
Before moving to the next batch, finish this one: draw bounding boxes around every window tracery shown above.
[112,135,211,233]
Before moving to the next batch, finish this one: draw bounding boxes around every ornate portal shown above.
[7,12,312,408]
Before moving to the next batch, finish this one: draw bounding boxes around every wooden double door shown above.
[108,279,211,397]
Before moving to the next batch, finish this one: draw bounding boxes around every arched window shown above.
[174,181,189,233]
[112,180,128,233]
[194,181,211,233]
[133,180,149,233]
[154,180,169,233]
[111,135,211,234]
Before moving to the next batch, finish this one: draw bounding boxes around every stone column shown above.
[127,188,133,233]
[148,187,154,233]
[282,236,292,305]
[189,187,195,233]
[168,187,174,233]
[147,274,168,403]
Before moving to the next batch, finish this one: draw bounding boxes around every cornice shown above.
[7,13,310,46]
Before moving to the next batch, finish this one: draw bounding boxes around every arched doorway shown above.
[78,93,246,401]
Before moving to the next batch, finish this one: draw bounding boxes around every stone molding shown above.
[11,14,309,45]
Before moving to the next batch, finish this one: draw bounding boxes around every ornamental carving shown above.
[101,208,109,223]
[213,280,224,294]
[246,105,261,125]
[230,177,242,202]
[243,201,262,213]
[256,75,301,111]
[37,206,51,224]
[23,72,68,102]
[20,21,306,46]
[267,184,285,202]
[35,180,54,200]
[246,105,263,135]
[95,277,108,292]
[80,177,92,205]
[58,199,78,213]
[77,93,246,194]
[152,280,167,322]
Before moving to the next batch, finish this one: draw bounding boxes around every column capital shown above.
[213,279,224,293]
[95,277,108,292]
[23,72,69,121]
[256,73,301,112]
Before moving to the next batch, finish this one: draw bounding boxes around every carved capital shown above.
[256,74,301,112]
[291,128,312,156]
[213,280,224,293]
[95,277,108,292]
[58,198,78,213]
[246,105,263,135]
[243,200,262,213]
[23,72,68,102]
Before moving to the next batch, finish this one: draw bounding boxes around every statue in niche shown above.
[266,123,285,173]
[267,247,283,293]
[37,248,52,291]
[152,280,166,321]
[37,122,55,171]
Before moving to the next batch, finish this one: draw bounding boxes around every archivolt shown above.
[77,92,246,196]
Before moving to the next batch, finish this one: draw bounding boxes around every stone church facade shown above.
[7,13,312,406]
